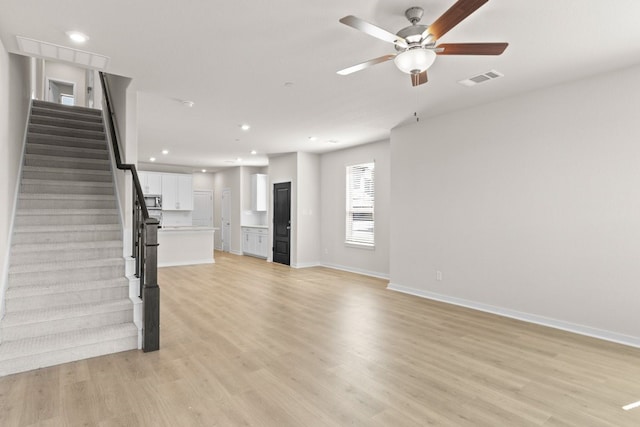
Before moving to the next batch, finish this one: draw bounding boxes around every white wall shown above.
[296,152,321,268]
[44,61,86,106]
[104,74,136,256]
[390,64,640,346]
[267,154,297,265]
[0,47,31,317]
[213,167,241,253]
[320,140,390,278]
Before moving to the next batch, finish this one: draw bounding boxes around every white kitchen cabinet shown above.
[242,227,268,258]
[162,173,193,211]
[139,171,162,195]
[251,174,267,212]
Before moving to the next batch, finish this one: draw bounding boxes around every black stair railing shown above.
[98,71,159,352]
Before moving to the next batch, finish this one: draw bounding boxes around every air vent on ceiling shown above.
[16,36,109,70]
[458,69,503,87]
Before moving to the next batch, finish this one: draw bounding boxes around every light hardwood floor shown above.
[1,251,639,426]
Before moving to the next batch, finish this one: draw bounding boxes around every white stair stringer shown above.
[0,100,138,377]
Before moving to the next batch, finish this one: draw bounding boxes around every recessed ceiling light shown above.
[201,169,207,173]
[182,100,195,107]
[251,150,257,155]
[162,150,169,155]
[236,157,243,162]
[240,124,250,131]
[66,31,89,43]
[308,136,318,141]
[149,157,156,162]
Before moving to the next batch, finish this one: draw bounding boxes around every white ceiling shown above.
[1,0,640,172]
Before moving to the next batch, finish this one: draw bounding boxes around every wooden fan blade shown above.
[429,0,489,40]
[339,15,408,48]
[436,42,508,55]
[337,54,396,76]
[411,71,428,87]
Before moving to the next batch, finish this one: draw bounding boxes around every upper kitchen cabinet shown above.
[162,173,193,211]
[251,174,267,211]
[139,171,162,195]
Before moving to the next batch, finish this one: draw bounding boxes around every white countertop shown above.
[241,225,268,229]
[159,226,216,232]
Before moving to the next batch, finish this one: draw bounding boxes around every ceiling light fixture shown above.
[201,169,207,173]
[240,124,250,131]
[66,31,89,43]
[182,100,195,107]
[236,157,243,162]
[162,150,169,155]
[149,157,156,162]
[308,136,318,141]
[393,48,436,74]
[251,150,257,155]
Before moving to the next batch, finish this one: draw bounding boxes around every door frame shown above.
[272,181,291,266]
[221,188,231,253]
[46,77,76,104]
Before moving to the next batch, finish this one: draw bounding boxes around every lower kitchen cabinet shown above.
[242,227,268,259]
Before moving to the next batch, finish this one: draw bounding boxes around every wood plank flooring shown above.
[1,251,639,426]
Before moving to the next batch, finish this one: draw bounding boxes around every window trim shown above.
[345,161,375,248]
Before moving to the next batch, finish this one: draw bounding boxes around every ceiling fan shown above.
[337,0,508,87]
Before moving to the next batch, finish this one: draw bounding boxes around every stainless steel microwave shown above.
[144,195,162,210]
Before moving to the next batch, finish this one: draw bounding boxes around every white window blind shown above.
[346,162,375,246]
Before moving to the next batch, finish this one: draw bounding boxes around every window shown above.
[346,162,375,246]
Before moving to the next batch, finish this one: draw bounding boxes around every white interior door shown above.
[193,190,213,227]
[222,188,231,252]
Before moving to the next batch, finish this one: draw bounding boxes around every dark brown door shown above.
[273,182,291,265]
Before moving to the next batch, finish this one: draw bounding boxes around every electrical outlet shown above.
[436,270,442,281]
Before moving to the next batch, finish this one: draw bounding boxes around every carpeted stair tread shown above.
[6,278,128,299]
[9,257,123,274]
[2,299,132,327]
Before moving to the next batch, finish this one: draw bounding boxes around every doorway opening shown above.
[47,78,76,105]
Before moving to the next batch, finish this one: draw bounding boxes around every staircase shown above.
[0,100,138,377]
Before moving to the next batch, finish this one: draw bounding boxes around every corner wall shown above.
[319,141,390,278]
[390,64,640,346]
[296,152,321,267]
[0,48,32,316]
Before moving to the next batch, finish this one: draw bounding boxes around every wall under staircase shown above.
[0,100,138,377]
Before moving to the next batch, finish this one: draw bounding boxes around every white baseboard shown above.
[387,283,640,349]
[321,262,390,280]
[292,261,321,269]
[230,250,243,256]
[158,259,214,268]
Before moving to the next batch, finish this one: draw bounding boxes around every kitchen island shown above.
[157,226,215,267]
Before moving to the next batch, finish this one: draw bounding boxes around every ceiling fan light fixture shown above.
[394,48,436,74]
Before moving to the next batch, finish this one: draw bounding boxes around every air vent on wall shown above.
[458,69,504,87]
[16,36,109,69]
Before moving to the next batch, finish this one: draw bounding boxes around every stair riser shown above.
[32,107,103,123]
[26,144,109,160]
[9,264,125,287]
[5,286,129,313]
[28,134,107,150]
[18,198,117,209]
[21,183,114,195]
[29,125,105,141]
[25,156,110,171]
[10,247,122,265]
[12,230,121,244]
[15,214,119,226]
[30,115,104,132]
[2,309,133,341]
[22,170,112,183]
[0,335,137,377]
[32,101,102,116]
